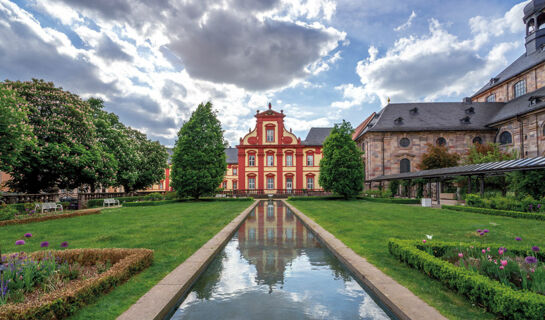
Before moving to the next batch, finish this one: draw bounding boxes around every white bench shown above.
[103,198,120,207]
[35,202,63,214]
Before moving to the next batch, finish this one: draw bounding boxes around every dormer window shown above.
[528,18,536,35]
[460,116,471,124]
[465,106,475,114]
[489,77,499,86]
[394,117,403,125]
[409,107,418,115]
[529,96,544,106]
[486,94,495,102]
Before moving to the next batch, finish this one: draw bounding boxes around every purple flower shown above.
[476,229,482,233]
[538,204,542,209]
[40,241,49,248]
[525,256,538,264]
[60,241,69,248]
[480,232,485,236]
[515,237,522,241]
[15,240,25,245]
[483,229,489,233]
[24,233,32,238]
[532,246,540,252]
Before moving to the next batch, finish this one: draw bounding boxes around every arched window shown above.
[399,137,410,147]
[499,131,512,145]
[472,136,482,145]
[538,14,545,30]
[400,158,411,173]
[514,80,526,98]
[528,18,536,34]
[436,137,447,146]
[486,94,495,102]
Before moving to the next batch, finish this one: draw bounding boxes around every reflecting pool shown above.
[170,201,393,320]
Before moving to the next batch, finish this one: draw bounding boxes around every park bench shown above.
[103,198,120,207]
[35,202,63,214]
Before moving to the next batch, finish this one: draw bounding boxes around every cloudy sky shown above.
[0,0,529,146]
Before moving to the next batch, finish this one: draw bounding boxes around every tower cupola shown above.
[524,0,545,54]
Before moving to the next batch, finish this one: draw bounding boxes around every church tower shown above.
[524,0,545,55]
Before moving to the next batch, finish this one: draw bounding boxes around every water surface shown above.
[170,201,393,320]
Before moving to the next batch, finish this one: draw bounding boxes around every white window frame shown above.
[266,129,274,142]
[233,181,237,190]
[307,177,314,190]
[248,177,256,189]
[267,177,274,189]
[514,80,526,98]
[233,168,237,175]
[248,155,255,166]
[286,154,293,166]
[267,154,274,166]
[306,154,314,166]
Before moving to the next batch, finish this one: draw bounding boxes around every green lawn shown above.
[289,200,545,320]
[0,200,252,319]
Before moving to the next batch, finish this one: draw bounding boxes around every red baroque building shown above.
[223,104,331,194]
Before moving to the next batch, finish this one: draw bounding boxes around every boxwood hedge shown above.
[388,239,545,319]
[443,205,545,221]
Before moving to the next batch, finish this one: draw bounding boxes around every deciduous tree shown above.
[171,102,226,199]
[418,143,460,170]
[319,120,365,198]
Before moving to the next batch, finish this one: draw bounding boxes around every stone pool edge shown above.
[282,200,447,320]
[117,200,260,320]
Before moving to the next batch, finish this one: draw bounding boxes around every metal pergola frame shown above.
[366,157,545,204]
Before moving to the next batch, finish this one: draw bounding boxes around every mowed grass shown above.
[0,200,252,319]
[289,200,545,320]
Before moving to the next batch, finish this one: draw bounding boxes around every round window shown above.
[472,136,482,145]
[499,131,512,145]
[399,138,410,147]
[436,137,447,146]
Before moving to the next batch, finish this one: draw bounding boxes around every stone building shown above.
[354,0,545,187]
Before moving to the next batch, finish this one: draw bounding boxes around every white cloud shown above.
[331,1,527,108]
[394,10,416,31]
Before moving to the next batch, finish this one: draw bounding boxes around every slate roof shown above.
[352,112,375,140]
[472,50,545,97]
[362,102,504,133]
[225,147,238,164]
[488,85,545,124]
[302,127,333,145]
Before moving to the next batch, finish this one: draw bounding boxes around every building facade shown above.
[222,104,331,193]
[355,0,545,187]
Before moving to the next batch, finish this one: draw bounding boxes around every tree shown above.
[4,79,101,193]
[0,84,34,173]
[507,170,545,199]
[319,120,365,198]
[418,143,460,170]
[130,129,169,191]
[462,142,516,195]
[171,102,226,199]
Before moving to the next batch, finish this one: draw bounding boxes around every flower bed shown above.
[0,208,102,227]
[389,238,545,319]
[465,194,545,213]
[0,248,153,319]
[442,205,545,221]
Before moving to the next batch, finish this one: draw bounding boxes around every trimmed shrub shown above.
[0,208,102,227]
[359,197,420,204]
[388,239,545,319]
[465,194,545,213]
[442,205,545,221]
[0,203,17,221]
[144,192,164,201]
[0,248,153,320]
[124,200,178,207]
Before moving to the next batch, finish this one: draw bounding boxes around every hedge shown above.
[87,196,253,208]
[0,208,103,227]
[388,239,545,319]
[123,200,179,207]
[0,248,153,320]
[287,195,421,204]
[442,205,545,221]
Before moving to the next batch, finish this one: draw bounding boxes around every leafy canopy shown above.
[171,102,226,199]
[418,143,460,170]
[319,120,365,198]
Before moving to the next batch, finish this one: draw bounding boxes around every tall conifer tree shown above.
[171,102,226,199]
[319,120,365,198]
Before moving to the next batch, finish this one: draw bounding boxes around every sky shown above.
[0,0,530,147]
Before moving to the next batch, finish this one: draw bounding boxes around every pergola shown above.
[367,157,545,204]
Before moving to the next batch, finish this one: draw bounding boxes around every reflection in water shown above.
[171,201,392,320]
